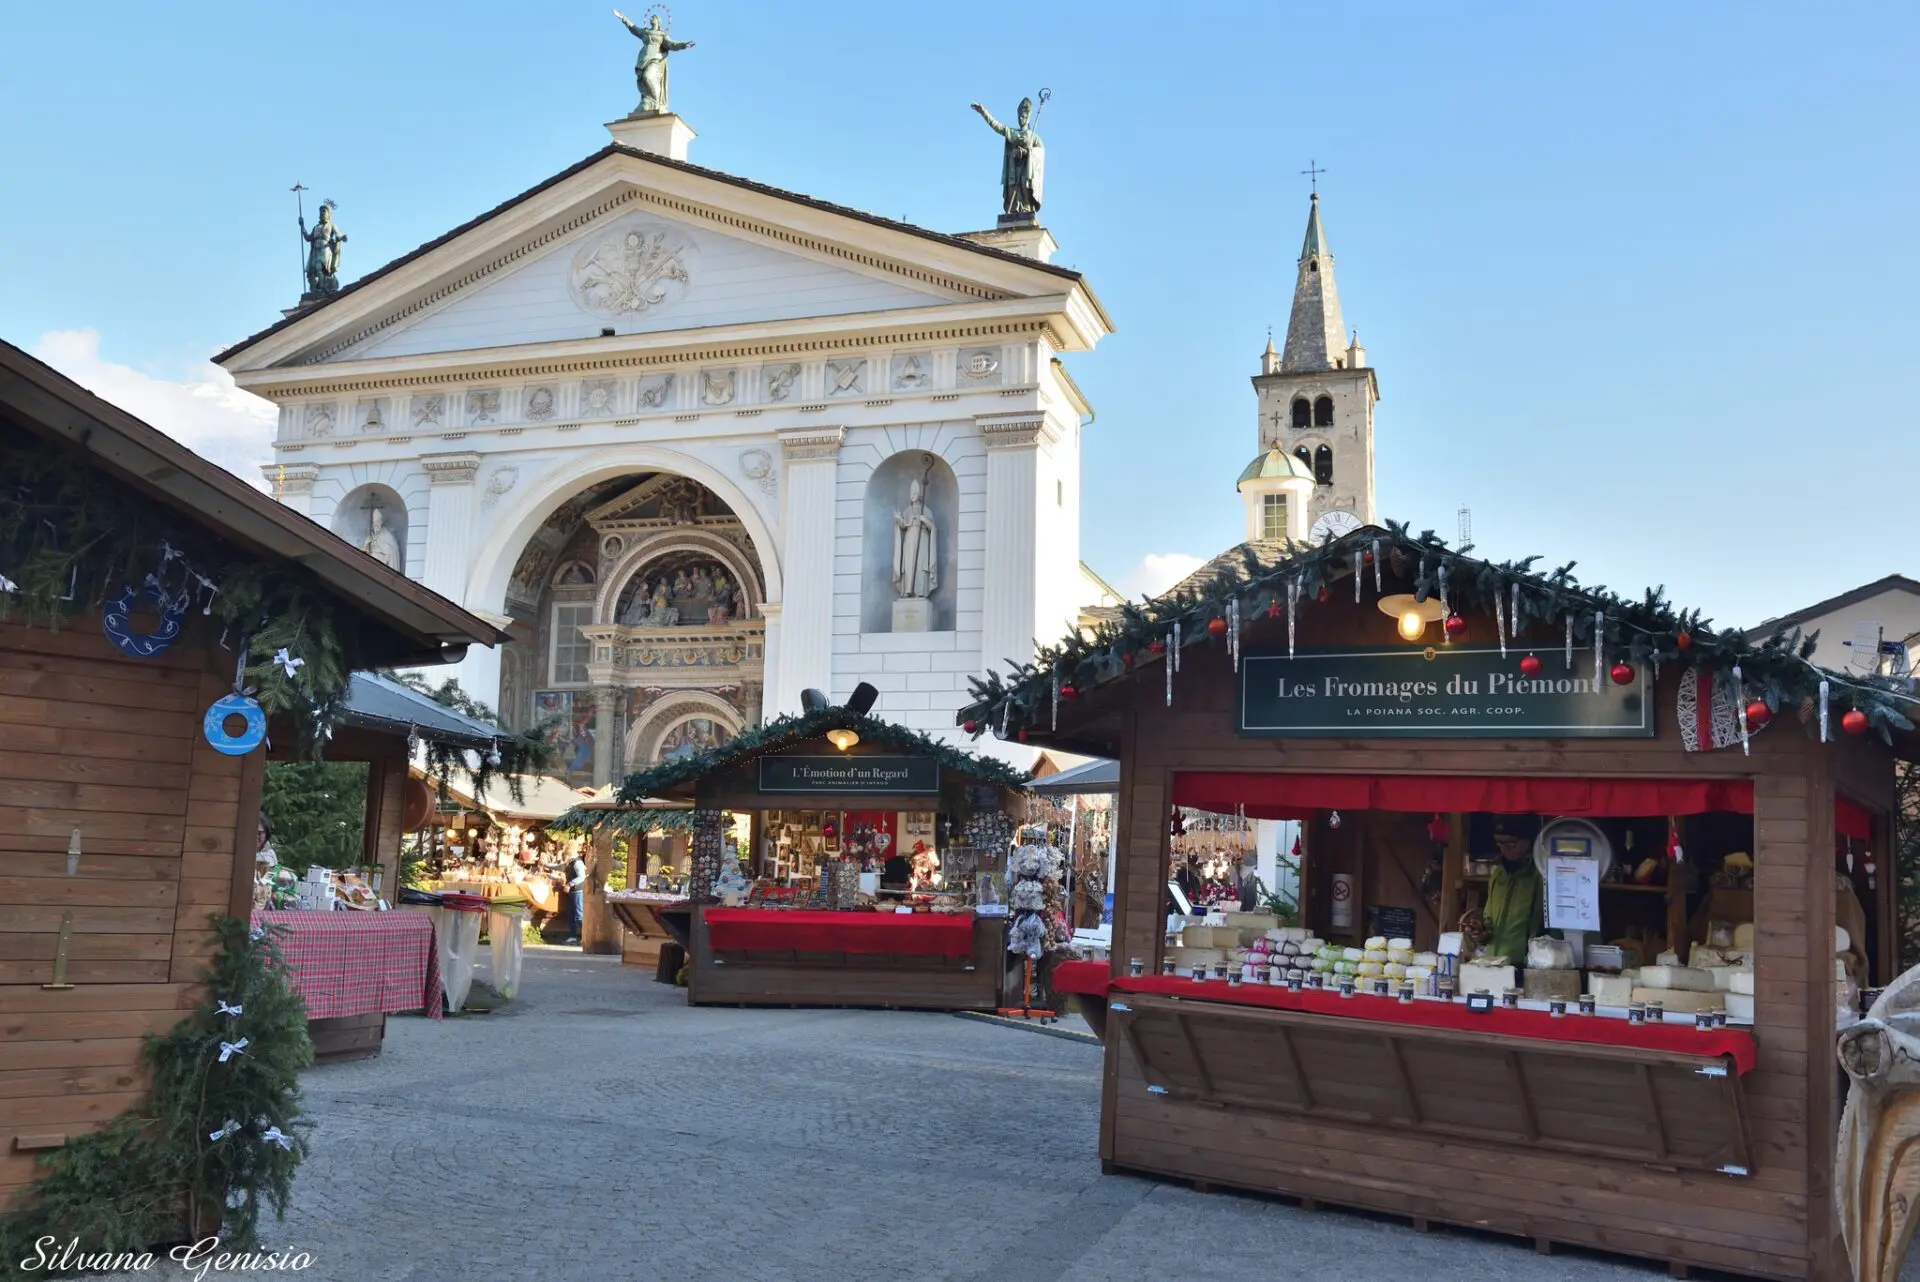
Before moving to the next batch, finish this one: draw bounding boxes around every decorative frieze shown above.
[421,452,483,486]
[777,426,845,463]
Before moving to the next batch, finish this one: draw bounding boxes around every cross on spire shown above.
[1300,160,1325,195]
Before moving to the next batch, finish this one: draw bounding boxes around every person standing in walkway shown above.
[563,849,588,945]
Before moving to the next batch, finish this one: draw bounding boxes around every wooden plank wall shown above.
[1091,608,1848,1280]
[0,618,246,1203]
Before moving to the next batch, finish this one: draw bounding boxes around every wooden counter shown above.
[606,893,691,971]
[687,905,1005,1011]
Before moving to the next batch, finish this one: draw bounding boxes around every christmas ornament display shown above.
[1059,682,1078,700]
[1744,699,1772,729]
[1843,709,1870,736]
[1443,613,1466,638]
[1519,654,1543,678]
[1675,631,1692,651]
[1316,584,1331,604]
[962,720,978,735]
[203,694,268,756]
[1207,616,1227,638]
[1610,662,1635,686]
[101,582,185,659]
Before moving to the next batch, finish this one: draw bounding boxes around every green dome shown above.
[1236,447,1315,487]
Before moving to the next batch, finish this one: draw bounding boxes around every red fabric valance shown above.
[1172,772,1755,819]
[703,907,975,958]
[1836,797,1876,841]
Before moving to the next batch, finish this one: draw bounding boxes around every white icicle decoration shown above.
[1593,610,1604,692]
[1052,674,1060,731]
[1354,551,1363,602]
[1165,631,1174,707]
[1230,597,1241,671]
[1173,620,1182,672]
[1564,614,1574,670]
[1734,664,1750,756]
[1287,578,1300,657]
[1510,582,1521,639]
[1372,539,1383,591]
[1495,588,1507,657]
[1439,560,1450,616]
[1820,678,1831,742]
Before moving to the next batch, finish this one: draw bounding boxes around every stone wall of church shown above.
[1253,367,1376,527]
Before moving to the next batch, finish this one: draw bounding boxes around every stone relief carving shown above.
[615,554,742,630]
[739,448,776,498]
[567,223,693,318]
[410,395,445,429]
[358,399,388,434]
[701,369,735,406]
[600,534,626,568]
[639,374,674,409]
[481,465,519,509]
[466,388,501,424]
[525,385,557,421]
[958,348,1003,384]
[891,354,932,391]
[827,359,866,397]
[303,403,337,438]
[659,479,704,525]
[580,379,619,418]
[762,363,799,402]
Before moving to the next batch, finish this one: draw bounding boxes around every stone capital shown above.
[420,451,483,485]
[263,462,321,495]
[975,412,1051,450]
[777,426,845,463]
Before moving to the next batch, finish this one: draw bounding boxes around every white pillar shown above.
[773,427,843,714]
[420,452,482,602]
[758,601,785,721]
[978,413,1048,689]
[267,463,320,520]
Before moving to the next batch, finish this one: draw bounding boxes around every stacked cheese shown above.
[1241,926,1322,982]
[1610,922,1755,1021]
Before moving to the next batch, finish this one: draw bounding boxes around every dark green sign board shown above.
[1238,646,1653,738]
[757,755,941,795]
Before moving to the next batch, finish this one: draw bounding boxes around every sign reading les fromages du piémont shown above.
[756,755,943,794]
[1237,646,1654,738]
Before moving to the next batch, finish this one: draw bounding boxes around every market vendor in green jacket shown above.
[1482,815,1545,966]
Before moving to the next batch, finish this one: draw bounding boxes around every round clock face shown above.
[1309,509,1363,543]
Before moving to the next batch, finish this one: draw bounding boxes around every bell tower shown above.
[1251,192,1379,539]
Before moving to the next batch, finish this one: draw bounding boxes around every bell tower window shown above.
[1313,446,1334,486]
[1260,493,1290,540]
[1290,398,1311,429]
[1313,396,1335,427]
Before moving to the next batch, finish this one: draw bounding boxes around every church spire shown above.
[1280,193,1348,373]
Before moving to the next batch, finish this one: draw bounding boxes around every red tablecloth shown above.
[1050,962,1757,1075]
[254,910,444,1021]
[704,908,975,958]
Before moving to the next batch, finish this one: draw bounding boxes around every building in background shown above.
[1746,575,1920,676]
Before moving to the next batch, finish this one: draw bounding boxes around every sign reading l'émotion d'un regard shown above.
[757,755,941,794]
[1238,646,1653,738]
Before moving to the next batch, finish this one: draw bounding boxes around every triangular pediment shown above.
[218,146,1105,373]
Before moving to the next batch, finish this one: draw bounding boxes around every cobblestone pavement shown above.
[112,949,1717,1281]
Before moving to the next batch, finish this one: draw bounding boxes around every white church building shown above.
[217,98,1111,786]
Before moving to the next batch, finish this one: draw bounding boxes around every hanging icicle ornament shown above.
[1172,620,1182,673]
[1353,550,1363,603]
[1000,699,1010,740]
[1592,611,1604,693]
[1733,664,1750,756]
[1287,577,1301,658]
[1229,597,1242,671]
[1564,614,1574,670]
[1165,631,1174,708]
[1494,588,1508,658]
[1372,538,1383,591]
[1510,582,1521,639]
[1051,673,1060,732]
[1438,560,1450,618]
[1820,678,1831,743]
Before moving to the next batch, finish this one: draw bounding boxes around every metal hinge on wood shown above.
[1695,1064,1729,1078]
[1718,1163,1750,1177]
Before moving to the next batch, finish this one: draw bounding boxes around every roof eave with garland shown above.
[613,708,1031,806]
[956,520,1920,754]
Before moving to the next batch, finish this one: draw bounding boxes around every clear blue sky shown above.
[3,2,1915,635]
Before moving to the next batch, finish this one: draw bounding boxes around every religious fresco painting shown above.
[615,553,742,628]
[534,691,597,778]
[656,717,732,762]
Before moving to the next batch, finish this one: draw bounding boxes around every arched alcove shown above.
[1313,445,1335,485]
[1290,399,1311,429]
[1313,395,1335,427]
[625,691,743,766]
[333,483,409,571]
[861,451,957,633]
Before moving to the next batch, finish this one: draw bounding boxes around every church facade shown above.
[217,101,1109,786]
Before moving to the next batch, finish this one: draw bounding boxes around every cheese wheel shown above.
[1588,973,1636,1008]
[1384,962,1408,979]
[1181,925,1213,948]
[1728,970,1754,996]
[1638,964,1715,993]
[1365,936,1389,950]
[1724,992,1755,1022]
[1342,947,1365,963]
[1732,923,1757,951]
[1309,956,1333,973]
[1412,952,1440,970]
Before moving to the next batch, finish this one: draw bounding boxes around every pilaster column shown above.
[773,427,843,714]
[265,463,320,519]
[757,602,783,722]
[420,452,482,600]
[977,413,1049,693]
[592,685,619,788]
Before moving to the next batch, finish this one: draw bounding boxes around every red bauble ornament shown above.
[1207,617,1228,638]
[1316,584,1331,604]
[1519,653,1543,677]
[962,720,978,734]
[1148,640,1164,656]
[1843,709,1871,736]
[1060,683,1079,700]
[1362,550,1374,565]
[1610,662,1635,686]
[1744,700,1772,728]
[1443,614,1467,638]
[1017,729,1029,743]
[1675,631,1692,652]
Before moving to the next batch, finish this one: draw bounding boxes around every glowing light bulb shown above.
[826,728,860,752]
[1397,610,1426,641]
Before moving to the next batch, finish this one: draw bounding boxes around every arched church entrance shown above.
[495,472,767,787]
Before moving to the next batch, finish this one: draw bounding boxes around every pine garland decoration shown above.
[957,521,1920,748]
[0,919,312,1269]
[375,671,556,804]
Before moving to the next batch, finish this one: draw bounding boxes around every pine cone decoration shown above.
[1798,696,1816,725]
[1389,547,1408,578]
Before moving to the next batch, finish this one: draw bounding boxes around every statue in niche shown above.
[300,201,347,299]
[970,92,1047,221]
[613,9,694,115]
[892,473,938,600]
[362,501,401,569]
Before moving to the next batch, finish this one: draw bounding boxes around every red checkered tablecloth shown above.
[254,910,444,1021]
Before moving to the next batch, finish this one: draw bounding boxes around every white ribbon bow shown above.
[261,1126,293,1150]
[273,648,305,679]
[0,575,16,593]
[209,1119,241,1142]
[248,925,268,942]
[217,1038,250,1062]
[216,1000,244,1018]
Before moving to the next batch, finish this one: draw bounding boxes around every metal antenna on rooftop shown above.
[1457,505,1472,546]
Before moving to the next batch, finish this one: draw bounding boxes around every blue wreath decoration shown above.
[101,581,185,659]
